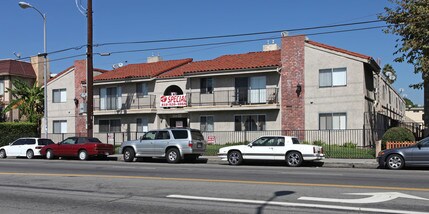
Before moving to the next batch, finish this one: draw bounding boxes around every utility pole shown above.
[86,0,94,137]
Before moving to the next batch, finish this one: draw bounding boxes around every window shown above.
[53,120,67,133]
[137,118,148,133]
[200,78,213,94]
[53,89,67,103]
[156,131,170,140]
[0,79,4,96]
[234,115,266,131]
[99,119,121,133]
[137,82,148,97]
[38,139,54,145]
[319,113,346,130]
[61,138,77,145]
[100,87,121,110]
[319,68,347,87]
[171,130,188,139]
[24,139,36,145]
[200,116,214,132]
[12,139,26,146]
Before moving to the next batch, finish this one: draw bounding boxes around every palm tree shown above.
[2,79,44,123]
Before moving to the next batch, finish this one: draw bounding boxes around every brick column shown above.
[74,60,87,136]
[280,35,306,133]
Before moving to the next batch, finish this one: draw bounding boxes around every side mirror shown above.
[140,136,144,141]
[417,144,422,149]
[248,144,252,148]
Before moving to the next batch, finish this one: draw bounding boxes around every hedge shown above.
[381,127,415,149]
[0,122,39,147]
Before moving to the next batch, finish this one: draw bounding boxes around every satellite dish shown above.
[399,88,404,93]
[118,63,124,68]
[112,64,119,69]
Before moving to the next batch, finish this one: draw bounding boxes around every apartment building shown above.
[48,34,405,145]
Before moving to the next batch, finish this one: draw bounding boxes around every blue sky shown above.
[0,0,423,105]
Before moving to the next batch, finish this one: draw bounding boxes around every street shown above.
[0,158,429,213]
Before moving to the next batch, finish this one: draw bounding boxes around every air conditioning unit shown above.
[79,103,87,114]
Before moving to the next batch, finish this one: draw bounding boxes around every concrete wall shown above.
[304,43,366,130]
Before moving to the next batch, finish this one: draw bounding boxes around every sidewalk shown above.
[112,155,379,169]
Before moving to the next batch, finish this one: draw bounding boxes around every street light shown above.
[19,1,48,138]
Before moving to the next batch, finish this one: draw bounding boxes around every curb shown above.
[111,155,378,169]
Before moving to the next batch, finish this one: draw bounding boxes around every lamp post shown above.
[19,1,48,138]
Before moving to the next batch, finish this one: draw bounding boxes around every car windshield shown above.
[191,130,205,141]
[38,139,55,145]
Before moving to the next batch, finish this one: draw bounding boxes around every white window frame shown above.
[99,119,121,133]
[137,118,148,133]
[100,86,122,110]
[137,82,148,97]
[53,120,67,133]
[319,113,347,130]
[53,88,67,103]
[200,115,214,132]
[319,67,347,88]
[234,114,266,131]
[0,79,4,96]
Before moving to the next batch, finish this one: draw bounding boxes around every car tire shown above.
[227,150,243,165]
[78,150,89,161]
[26,150,34,159]
[0,149,6,159]
[166,148,181,164]
[386,154,404,170]
[286,151,303,167]
[123,148,135,162]
[46,149,54,160]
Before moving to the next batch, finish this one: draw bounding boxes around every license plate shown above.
[105,152,110,155]
[197,143,202,148]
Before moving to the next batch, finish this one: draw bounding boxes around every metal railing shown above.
[187,88,278,107]
[93,94,156,111]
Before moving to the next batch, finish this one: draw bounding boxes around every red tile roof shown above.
[48,66,108,84]
[94,58,193,81]
[306,40,372,60]
[0,60,36,78]
[160,50,281,78]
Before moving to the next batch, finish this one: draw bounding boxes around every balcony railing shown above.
[94,94,156,111]
[187,88,278,107]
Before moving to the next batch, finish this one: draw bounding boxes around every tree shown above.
[378,0,429,126]
[382,64,397,84]
[404,97,417,108]
[2,79,44,123]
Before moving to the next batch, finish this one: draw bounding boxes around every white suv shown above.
[119,128,207,163]
[0,138,55,159]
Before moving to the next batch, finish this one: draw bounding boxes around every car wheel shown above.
[0,149,6,159]
[166,148,181,164]
[46,149,54,160]
[123,148,135,162]
[78,150,89,161]
[227,150,243,165]
[286,151,303,167]
[386,154,404,170]
[26,150,34,159]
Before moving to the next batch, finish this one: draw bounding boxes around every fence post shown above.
[113,132,116,147]
[328,129,331,155]
[375,140,381,158]
[363,125,366,147]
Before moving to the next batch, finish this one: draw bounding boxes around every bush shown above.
[0,122,38,147]
[381,127,415,149]
[312,140,325,146]
[343,142,357,148]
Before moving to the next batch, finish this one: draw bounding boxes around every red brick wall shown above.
[280,35,306,131]
[74,60,87,135]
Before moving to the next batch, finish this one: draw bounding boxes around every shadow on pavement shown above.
[220,160,324,168]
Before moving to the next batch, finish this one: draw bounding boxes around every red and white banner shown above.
[160,95,187,107]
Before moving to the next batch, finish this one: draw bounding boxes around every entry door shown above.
[249,76,266,104]
[170,118,188,128]
[235,77,248,105]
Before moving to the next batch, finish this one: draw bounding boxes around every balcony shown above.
[94,94,156,114]
[186,88,279,111]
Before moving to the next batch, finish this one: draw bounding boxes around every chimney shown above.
[147,55,163,63]
[263,40,279,51]
[30,55,50,87]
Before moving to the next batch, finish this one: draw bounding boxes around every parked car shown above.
[40,137,114,161]
[377,137,429,170]
[119,128,207,163]
[218,136,324,167]
[0,138,55,159]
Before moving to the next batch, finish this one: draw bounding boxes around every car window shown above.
[12,139,26,146]
[418,137,429,147]
[191,130,204,141]
[25,139,36,145]
[276,137,285,146]
[171,130,188,139]
[252,137,272,146]
[38,139,54,145]
[292,138,300,144]
[142,131,156,140]
[61,138,77,145]
[87,138,102,143]
[156,131,170,140]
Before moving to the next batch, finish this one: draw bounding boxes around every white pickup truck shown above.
[218,136,324,167]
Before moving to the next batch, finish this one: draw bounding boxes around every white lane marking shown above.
[298,192,429,204]
[166,194,429,214]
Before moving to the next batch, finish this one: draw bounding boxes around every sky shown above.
[0,0,423,105]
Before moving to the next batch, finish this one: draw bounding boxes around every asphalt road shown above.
[0,158,429,214]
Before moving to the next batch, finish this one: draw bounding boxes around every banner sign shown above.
[160,95,187,107]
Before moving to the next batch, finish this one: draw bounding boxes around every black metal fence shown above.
[47,128,381,159]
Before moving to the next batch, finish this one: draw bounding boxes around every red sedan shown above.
[40,137,114,160]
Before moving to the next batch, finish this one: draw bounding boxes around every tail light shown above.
[321,147,324,154]
[188,141,193,148]
[313,147,316,153]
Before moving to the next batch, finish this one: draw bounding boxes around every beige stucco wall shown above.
[45,69,76,134]
[304,44,366,130]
